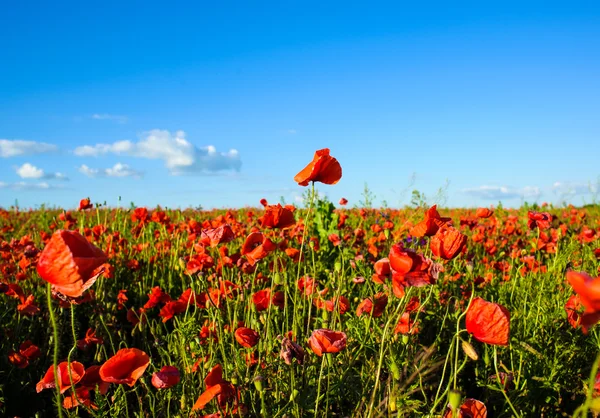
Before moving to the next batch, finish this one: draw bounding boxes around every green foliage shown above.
[0,203,599,417]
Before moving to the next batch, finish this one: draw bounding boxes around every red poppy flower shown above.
[78,198,93,211]
[192,364,237,411]
[409,205,452,237]
[144,286,172,309]
[308,329,347,356]
[339,197,348,206]
[443,398,487,418]
[36,230,108,298]
[475,208,494,219]
[200,225,235,248]
[99,348,150,386]
[465,297,510,346]
[430,226,467,260]
[80,365,110,394]
[356,293,388,318]
[241,232,277,265]
[388,245,423,274]
[159,300,187,322]
[8,350,28,368]
[372,257,391,284]
[565,294,583,329]
[234,327,260,348]
[259,204,296,229]
[151,365,181,389]
[567,271,600,312]
[36,361,86,393]
[527,211,552,230]
[77,328,104,352]
[294,148,342,186]
[394,312,420,335]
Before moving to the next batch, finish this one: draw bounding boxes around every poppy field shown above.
[1,148,600,417]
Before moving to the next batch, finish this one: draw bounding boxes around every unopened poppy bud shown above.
[253,375,265,392]
[389,391,397,412]
[384,229,390,239]
[389,361,401,380]
[466,262,473,274]
[461,339,479,361]
[401,335,409,345]
[274,273,282,285]
[448,390,462,412]
[484,348,490,367]
[290,389,299,401]
[178,258,186,271]
[231,376,238,385]
[334,262,342,272]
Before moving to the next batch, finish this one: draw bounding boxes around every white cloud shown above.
[0,181,61,190]
[0,139,58,157]
[73,129,242,174]
[552,181,598,196]
[91,114,128,124]
[78,163,143,178]
[287,129,298,135]
[462,185,541,200]
[15,163,68,180]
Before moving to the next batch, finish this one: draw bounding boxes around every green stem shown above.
[67,303,81,408]
[46,284,64,418]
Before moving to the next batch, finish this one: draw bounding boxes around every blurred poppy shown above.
[430,226,467,260]
[565,294,583,329]
[200,225,235,248]
[259,198,268,207]
[308,329,347,356]
[259,204,295,229]
[294,148,342,186]
[465,297,510,346]
[36,361,86,393]
[151,365,180,389]
[37,230,108,298]
[527,211,552,230]
[475,207,494,219]
[242,232,277,265]
[409,205,452,237]
[356,293,388,318]
[567,271,600,312]
[78,198,93,211]
[77,328,103,352]
[144,286,172,309]
[339,197,348,206]
[234,327,260,348]
[566,270,600,332]
[99,347,150,386]
[443,398,487,418]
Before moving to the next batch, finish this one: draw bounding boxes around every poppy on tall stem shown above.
[294,148,342,187]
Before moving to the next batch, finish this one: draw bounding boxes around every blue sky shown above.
[1,1,599,210]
